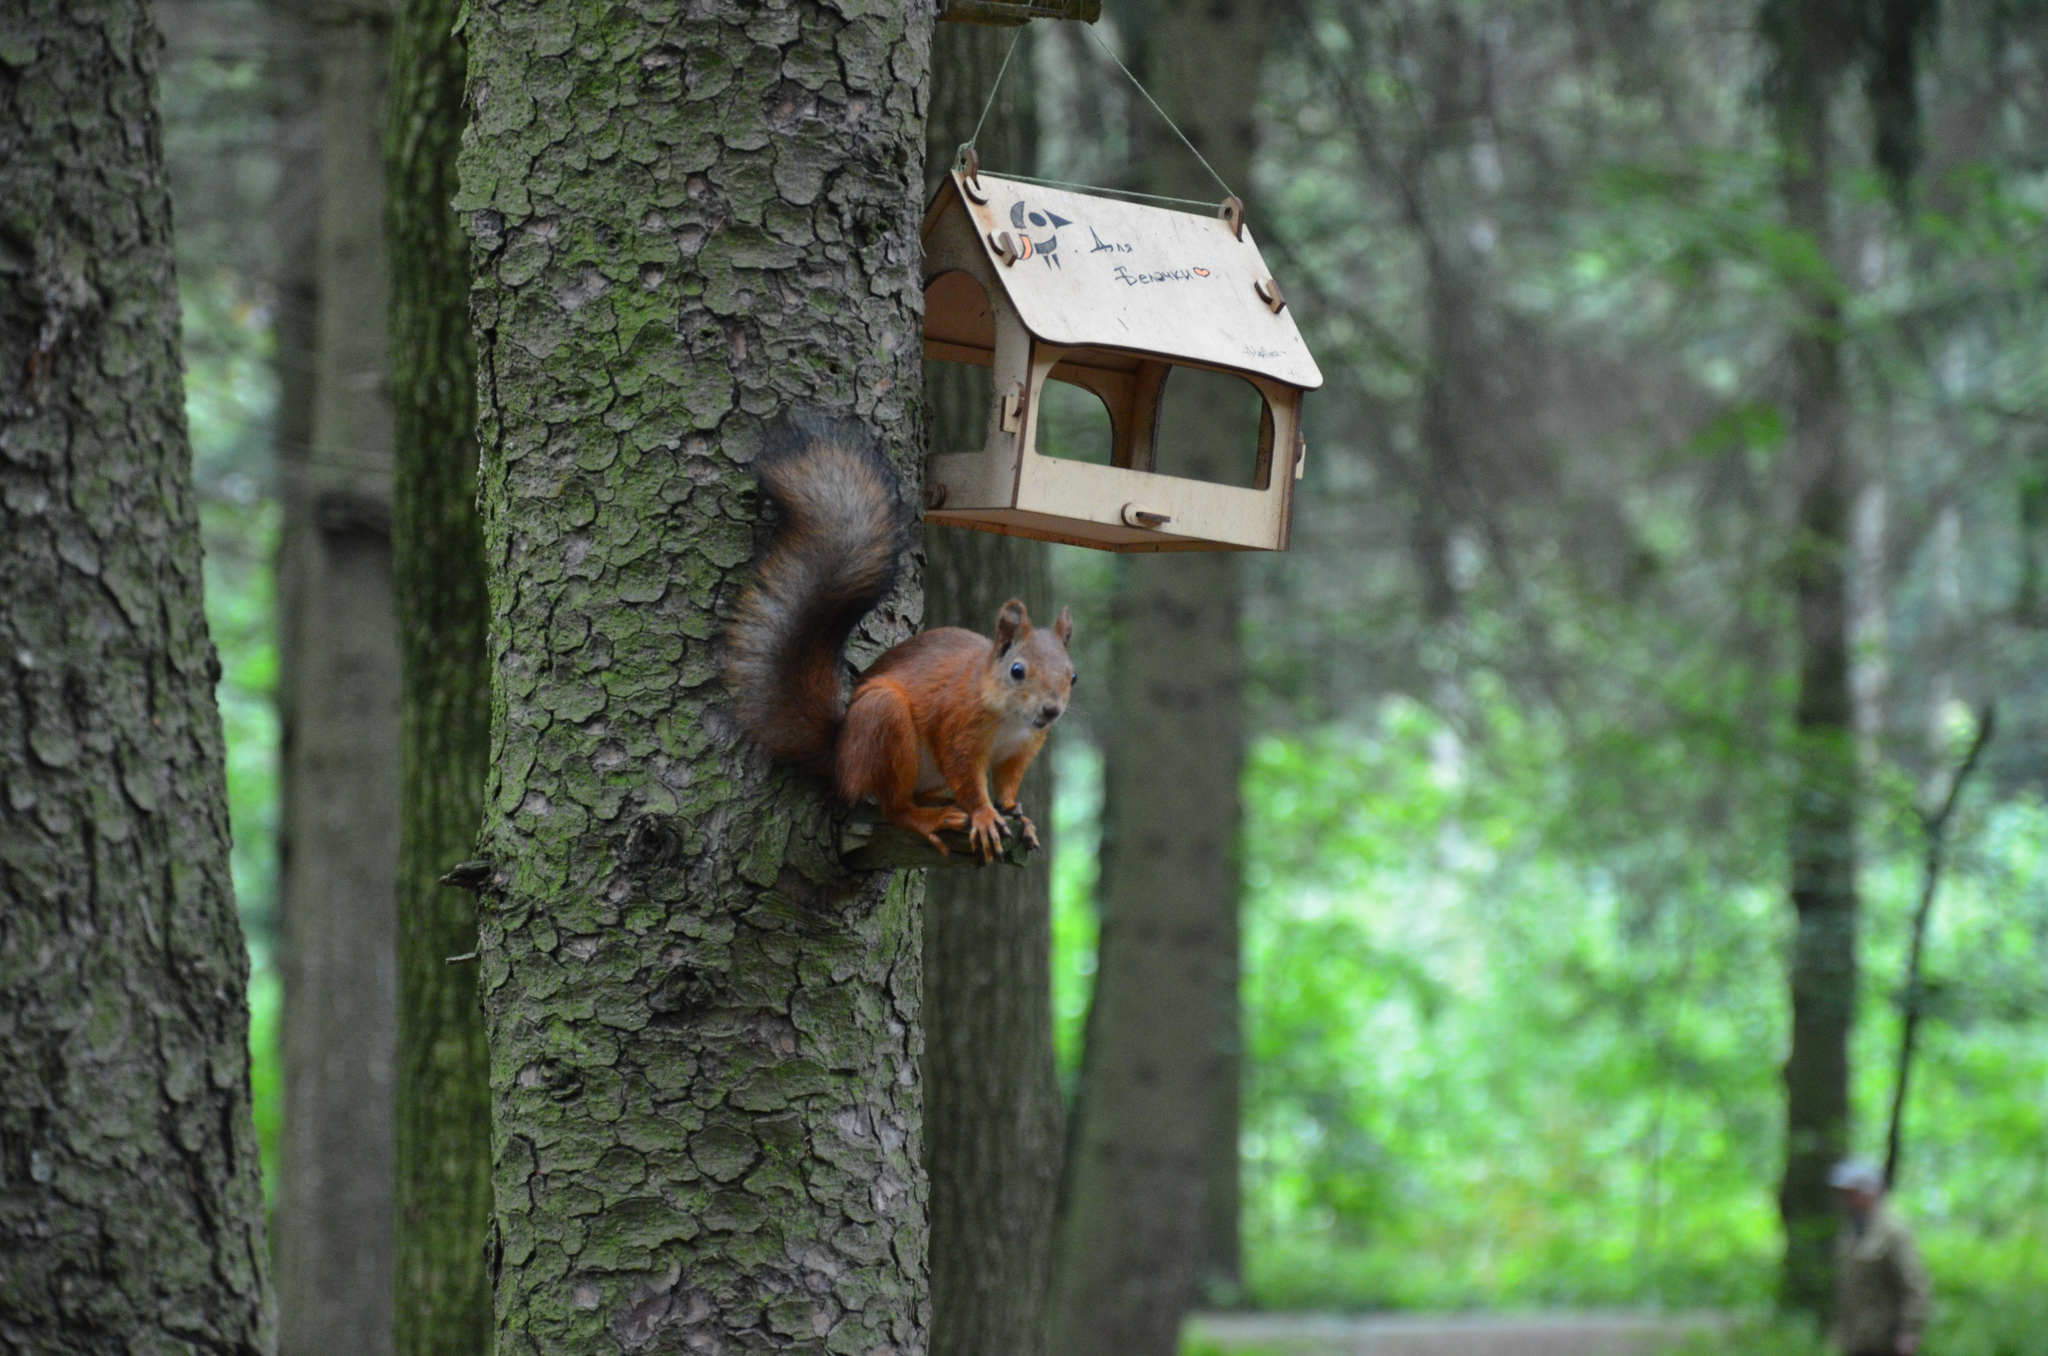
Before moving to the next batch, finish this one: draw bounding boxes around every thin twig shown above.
[1884,701,1997,1189]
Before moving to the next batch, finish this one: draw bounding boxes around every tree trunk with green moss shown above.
[387,0,493,1347]
[456,2,934,1349]
[920,28,1063,1356]
[1052,4,1258,1347]
[0,2,275,1348]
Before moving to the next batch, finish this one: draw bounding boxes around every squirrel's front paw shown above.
[1013,812,1040,851]
[967,806,1008,861]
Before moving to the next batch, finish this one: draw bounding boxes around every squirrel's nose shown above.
[1040,704,1062,725]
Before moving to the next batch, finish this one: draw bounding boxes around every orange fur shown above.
[838,612,1074,858]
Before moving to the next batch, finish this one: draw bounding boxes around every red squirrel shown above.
[724,420,1076,860]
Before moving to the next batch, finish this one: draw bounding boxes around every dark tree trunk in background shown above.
[1762,0,1860,1323]
[917,533,1062,1356]
[920,26,1063,1356]
[1415,241,1481,627]
[268,3,318,555]
[1052,4,1258,1348]
[387,0,493,1348]
[0,1,276,1348]
[1177,8,1258,1296]
[274,1,400,1350]
[456,1,934,1348]
[2021,438,2047,627]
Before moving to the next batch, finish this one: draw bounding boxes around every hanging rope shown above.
[1080,22,1236,202]
[957,19,1238,211]
[965,25,1027,153]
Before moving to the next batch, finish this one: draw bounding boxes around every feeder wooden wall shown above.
[921,167,1324,552]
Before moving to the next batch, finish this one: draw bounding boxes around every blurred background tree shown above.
[385,0,493,1345]
[921,20,1066,1356]
[267,0,402,1347]
[1051,4,1261,1351]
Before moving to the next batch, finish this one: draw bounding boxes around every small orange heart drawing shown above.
[1193,267,1211,277]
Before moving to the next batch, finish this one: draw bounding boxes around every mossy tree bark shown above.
[387,0,493,1348]
[456,2,934,1349]
[1051,5,1258,1348]
[919,26,1062,1356]
[1761,0,1860,1322]
[0,1,275,1348]
[273,1,401,1350]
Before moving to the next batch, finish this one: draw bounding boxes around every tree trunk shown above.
[1763,0,1860,1322]
[0,1,276,1348]
[456,3,934,1349]
[273,2,401,1351]
[387,0,494,1348]
[1051,6,1258,1348]
[920,28,1063,1356]
[268,1,318,607]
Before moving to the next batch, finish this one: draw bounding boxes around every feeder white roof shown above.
[923,171,1324,392]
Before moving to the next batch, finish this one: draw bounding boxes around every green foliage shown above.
[179,213,282,1208]
[199,494,280,951]
[1229,701,1791,1313]
[181,271,277,490]
[1055,694,2048,1330]
[1178,1337,1290,1356]
[1653,1313,1825,1356]
[183,268,282,958]
[1915,1232,2048,1356]
[1050,740,1103,1087]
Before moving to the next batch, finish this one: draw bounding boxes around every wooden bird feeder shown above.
[921,157,1323,552]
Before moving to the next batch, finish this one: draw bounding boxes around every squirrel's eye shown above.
[1010,660,1027,681]
[1070,672,1079,687]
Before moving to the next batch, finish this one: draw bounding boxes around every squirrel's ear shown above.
[1053,606,1073,647]
[992,598,1029,654]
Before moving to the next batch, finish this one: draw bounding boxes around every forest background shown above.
[150,0,2044,1352]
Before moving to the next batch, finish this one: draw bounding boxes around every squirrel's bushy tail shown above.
[724,418,911,776]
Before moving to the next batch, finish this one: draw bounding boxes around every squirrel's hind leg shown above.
[841,683,967,853]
